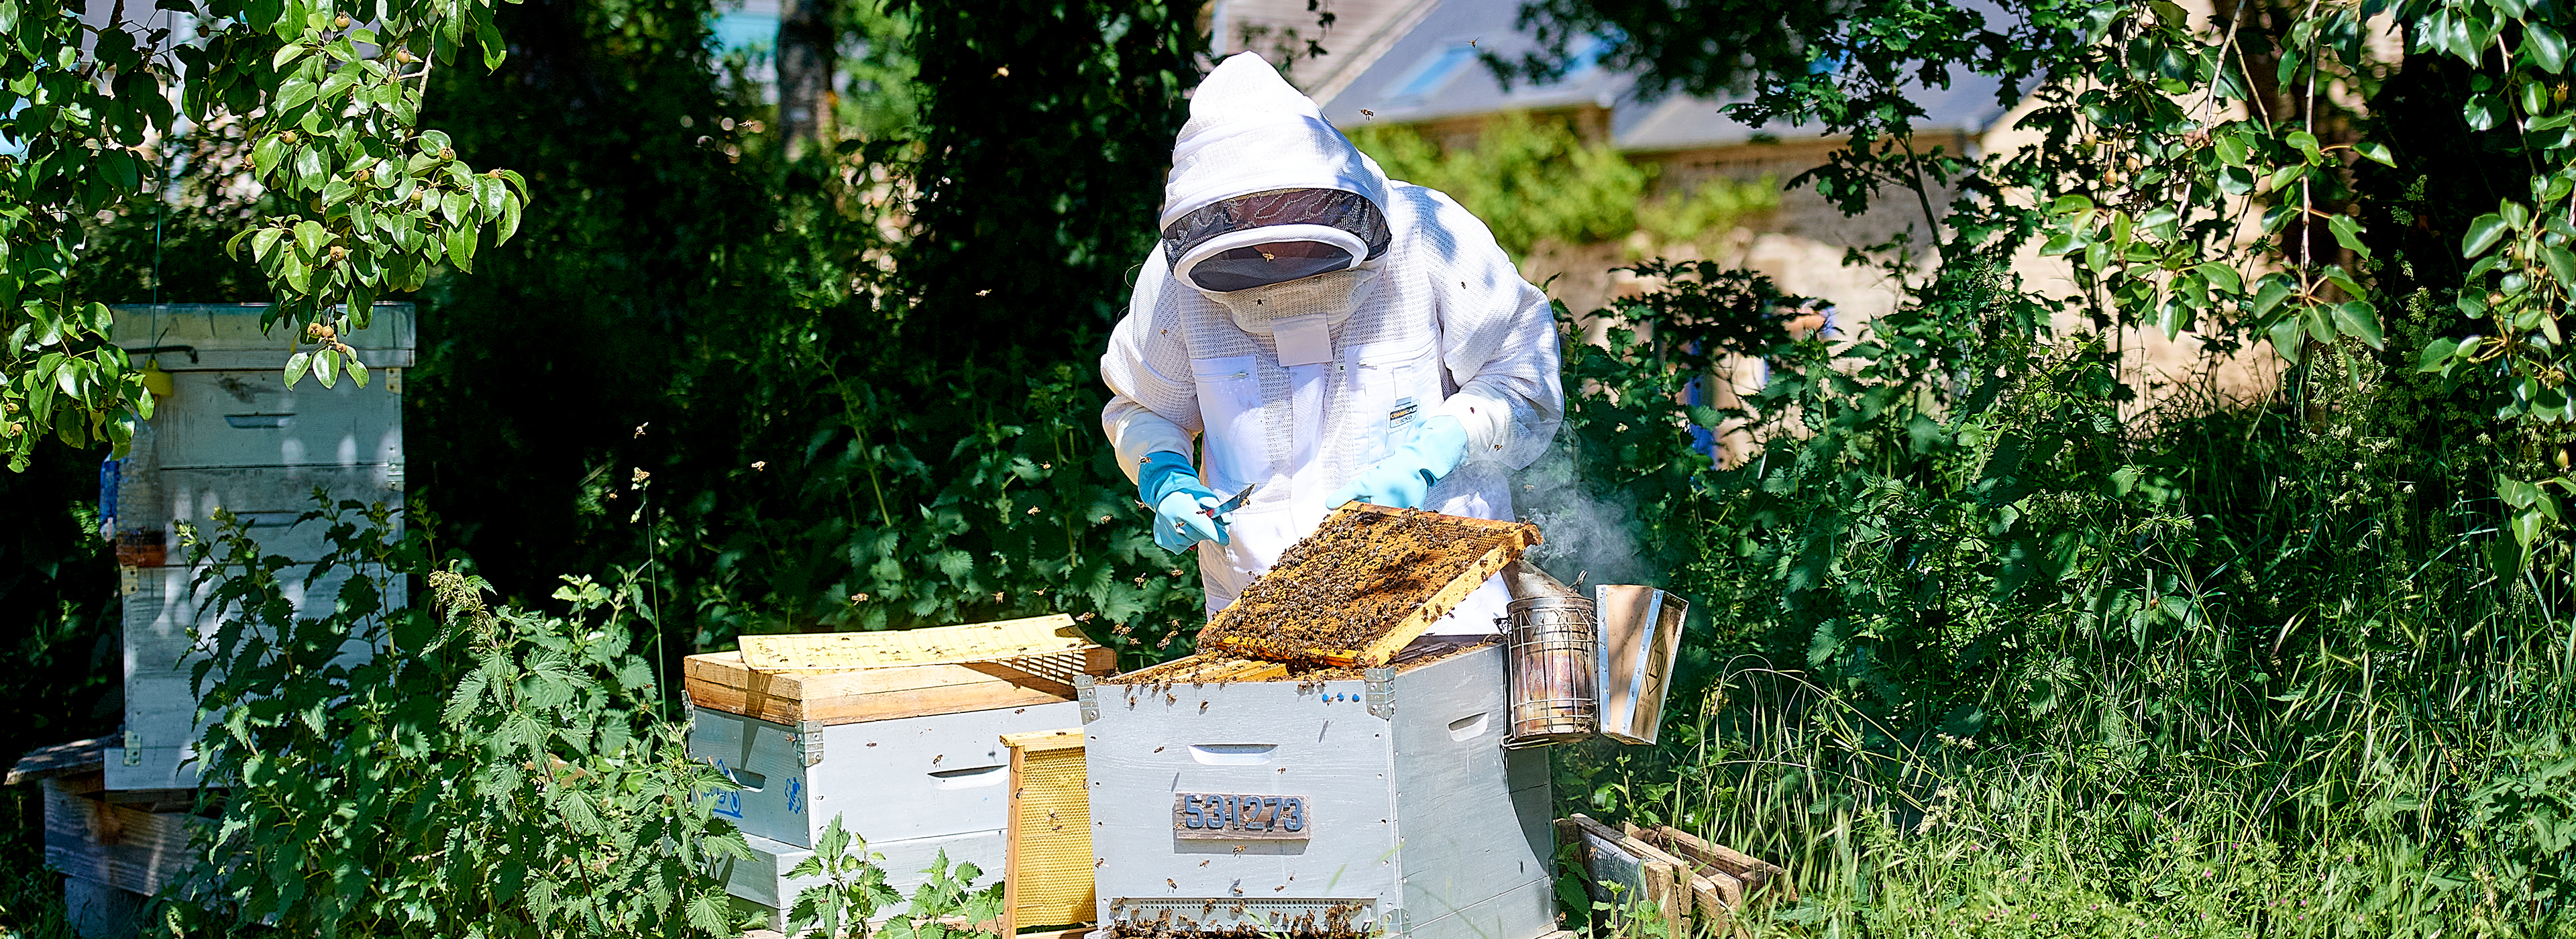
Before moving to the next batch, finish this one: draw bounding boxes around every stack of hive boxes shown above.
[684,615,1115,930]
[109,302,413,791]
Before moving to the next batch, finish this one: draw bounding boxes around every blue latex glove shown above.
[1138,451,1230,553]
[1328,415,1471,510]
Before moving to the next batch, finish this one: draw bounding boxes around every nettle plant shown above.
[0,0,525,470]
[167,495,746,937]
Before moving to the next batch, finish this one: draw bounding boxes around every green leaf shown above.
[274,76,317,113]
[2262,163,2305,194]
[2252,275,2294,317]
[252,133,284,172]
[283,253,313,292]
[2532,23,2570,73]
[2513,507,2545,547]
[294,219,327,258]
[250,227,286,262]
[445,226,476,274]
[315,349,339,388]
[2419,337,2461,372]
[283,351,311,388]
[2285,129,2321,158]
[272,42,306,70]
[2333,301,2385,349]
[2544,245,2576,288]
[2196,261,2242,293]
[2355,141,2396,166]
[2269,313,2306,360]
[2327,215,2369,258]
[2463,213,2510,257]
[2050,194,2094,214]
[2214,131,2249,167]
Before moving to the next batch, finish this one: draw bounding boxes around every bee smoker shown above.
[1499,559,1598,748]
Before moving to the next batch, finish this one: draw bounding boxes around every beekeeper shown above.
[1099,52,1564,634]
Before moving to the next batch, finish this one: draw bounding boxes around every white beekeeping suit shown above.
[1099,52,1564,632]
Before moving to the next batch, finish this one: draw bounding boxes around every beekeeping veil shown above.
[1160,54,1393,297]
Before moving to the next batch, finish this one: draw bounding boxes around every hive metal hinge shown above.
[1076,673,1099,724]
[796,720,825,767]
[121,730,142,765]
[1364,667,1394,719]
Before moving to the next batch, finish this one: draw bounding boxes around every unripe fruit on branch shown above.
[439,148,454,160]
[334,13,351,28]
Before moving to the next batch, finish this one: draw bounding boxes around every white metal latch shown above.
[1364,667,1395,719]
[1075,673,1099,724]
[795,720,825,767]
[121,730,142,765]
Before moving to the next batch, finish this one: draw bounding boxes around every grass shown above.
[0,786,74,939]
[1546,312,2575,938]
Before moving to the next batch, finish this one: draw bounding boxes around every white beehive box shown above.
[686,702,1081,850]
[106,304,413,791]
[1083,643,1558,939]
[682,639,1112,924]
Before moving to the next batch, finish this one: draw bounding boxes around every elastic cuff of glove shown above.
[1136,451,1201,505]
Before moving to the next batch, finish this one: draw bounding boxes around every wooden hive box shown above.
[1083,641,1556,939]
[686,616,1116,926]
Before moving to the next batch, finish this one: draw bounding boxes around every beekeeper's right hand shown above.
[1138,451,1230,553]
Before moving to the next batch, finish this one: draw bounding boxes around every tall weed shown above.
[1536,252,2574,936]
[160,496,748,937]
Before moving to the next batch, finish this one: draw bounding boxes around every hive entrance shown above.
[1193,502,1538,667]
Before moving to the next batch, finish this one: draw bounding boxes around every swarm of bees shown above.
[1108,900,1379,939]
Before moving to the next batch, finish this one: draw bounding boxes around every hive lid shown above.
[690,614,1114,726]
[1197,502,1538,666]
[741,614,1093,673]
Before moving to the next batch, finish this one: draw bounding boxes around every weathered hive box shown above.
[1083,643,1556,939]
[684,618,1115,924]
[107,303,413,791]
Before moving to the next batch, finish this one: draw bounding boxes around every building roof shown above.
[1315,0,2018,153]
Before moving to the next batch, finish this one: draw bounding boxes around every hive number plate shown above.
[1173,793,1309,840]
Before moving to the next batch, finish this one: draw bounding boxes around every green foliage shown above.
[407,0,1212,663]
[1535,245,2573,933]
[0,0,525,470]
[164,494,748,937]
[1350,113,1776,256]
[873,851,1003,939]
[1354,112,1649,254]
[786,816,900,939]
[784,826,1004,939]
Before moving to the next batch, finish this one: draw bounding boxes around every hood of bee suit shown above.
[1160,52,1391,230]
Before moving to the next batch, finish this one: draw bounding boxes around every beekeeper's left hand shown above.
[1328,415,1470,510]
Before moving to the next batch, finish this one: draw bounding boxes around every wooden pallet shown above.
[1199,502,1538,667]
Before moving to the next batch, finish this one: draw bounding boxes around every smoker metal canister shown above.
[1596,585,1688,745]
[1503,594,1599,748]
